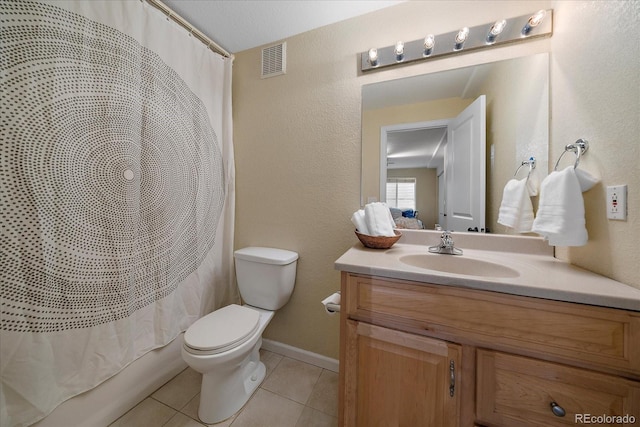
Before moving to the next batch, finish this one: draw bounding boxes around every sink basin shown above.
[399,254,520,278]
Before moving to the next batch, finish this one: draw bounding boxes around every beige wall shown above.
[233,0,638,360]
[550,1,639,286]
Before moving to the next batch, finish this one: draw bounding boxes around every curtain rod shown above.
[145,0,233,59]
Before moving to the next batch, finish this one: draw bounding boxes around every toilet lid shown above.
[184,304,260,353]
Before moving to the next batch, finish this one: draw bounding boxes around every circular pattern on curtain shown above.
[0,1,225,332]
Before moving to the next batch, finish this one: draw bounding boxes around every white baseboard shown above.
[261,339,339,373]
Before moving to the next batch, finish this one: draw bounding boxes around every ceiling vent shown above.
[261,42,286,78]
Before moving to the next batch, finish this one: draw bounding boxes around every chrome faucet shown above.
[428,231,463,255]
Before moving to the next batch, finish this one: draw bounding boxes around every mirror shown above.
[361,53,549,234]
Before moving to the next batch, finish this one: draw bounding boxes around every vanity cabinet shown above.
[338,272,640,427]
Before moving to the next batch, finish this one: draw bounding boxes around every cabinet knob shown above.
[550,402,566,417]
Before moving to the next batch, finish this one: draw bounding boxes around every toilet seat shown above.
[184,304,260,355]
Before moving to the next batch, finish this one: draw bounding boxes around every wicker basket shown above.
[355,230,402,249]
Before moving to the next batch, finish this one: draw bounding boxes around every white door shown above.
[445,95,486,232]
[437,170,446,227]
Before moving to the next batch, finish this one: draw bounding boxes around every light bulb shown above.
[529,10,546,27]
[455,27,469,43]
[394,41,404,61]
[368,48,378,66]
[424,34,435,55]
[454,27,469,50]
[522,10,546,35]
[486,19,506,43]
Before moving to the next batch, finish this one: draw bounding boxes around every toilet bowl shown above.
[182,304,274,423]
[181,247,298,424]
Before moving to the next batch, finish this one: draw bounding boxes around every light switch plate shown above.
[606,185,627,220]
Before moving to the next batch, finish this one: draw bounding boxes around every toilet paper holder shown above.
[322,291,341,314]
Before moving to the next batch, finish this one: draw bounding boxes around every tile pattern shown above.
[108,349,338,427]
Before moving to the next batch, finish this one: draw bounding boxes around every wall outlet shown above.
[606,185,627,220]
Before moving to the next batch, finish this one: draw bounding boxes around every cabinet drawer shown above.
[344,273,640,375]
[476,350,640,427]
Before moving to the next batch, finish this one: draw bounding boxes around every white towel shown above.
[575,168,599,192]
[531,166,599,246]
[497,178,534,233]
[526,168,540,197]
[351,209,370,235]
[364,202,396,237]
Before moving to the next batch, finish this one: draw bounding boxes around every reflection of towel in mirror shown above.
[364,202,396,237]
[497,178,534,233]
[531,166,599,246]
[526,168,540,197]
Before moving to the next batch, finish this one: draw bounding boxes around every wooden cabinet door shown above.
[342,320,461,427]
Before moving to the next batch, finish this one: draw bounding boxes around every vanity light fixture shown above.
[368,48,379,66]
[522,10,546,35]
[360,9,552,72]
[394,41,404,61]
[486,19,507,44]
[454,27,469,50]
[423,34,435,56]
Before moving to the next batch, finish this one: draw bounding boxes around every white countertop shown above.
[335,231,640,312]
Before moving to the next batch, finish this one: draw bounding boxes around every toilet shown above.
[181,247,298,424]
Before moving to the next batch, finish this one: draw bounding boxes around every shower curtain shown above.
[0,1,237,425]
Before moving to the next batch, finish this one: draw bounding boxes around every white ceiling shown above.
[386,127,447,170]
[161,0,403,54]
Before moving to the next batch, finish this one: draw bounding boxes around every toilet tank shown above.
[234,247,298,311]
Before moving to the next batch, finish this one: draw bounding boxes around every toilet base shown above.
[182,306,274,424]
[198,340,266,424]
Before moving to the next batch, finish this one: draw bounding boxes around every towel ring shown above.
[554,139,589,171]
[514,156,536,179]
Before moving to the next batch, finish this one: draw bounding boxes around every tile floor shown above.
[108,349,338,427]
